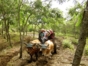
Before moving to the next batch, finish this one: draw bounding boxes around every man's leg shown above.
[52,39,57,54]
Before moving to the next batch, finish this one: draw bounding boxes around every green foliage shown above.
[42,16,47,23]
[62,39,74,49]
[68,3,83,16]
[0,0,64,33]
[75,11,83,27]
[84,46,88,56]
[71,38,78,45]
[0,0,79,37]
[29,27,34,32]
[63,4,84,36]
[34,0,42,9]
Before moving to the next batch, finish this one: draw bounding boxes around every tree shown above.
[65,2,84,37]
[18,0,23,58]
[0,0,17,47]
[72,0,88,66]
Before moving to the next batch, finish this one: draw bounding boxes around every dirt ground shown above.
[7,48,73,66]
[0,36,88,66]
[6,47,88,66]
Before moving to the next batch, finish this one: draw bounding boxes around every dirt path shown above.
[6,47,88,66]
[0,45,21,66]
[0,36,88,66]
[6,47,74,66]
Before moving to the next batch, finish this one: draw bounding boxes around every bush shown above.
[71,38,78,45]
[62,39,74,49]
[84,46,88,55]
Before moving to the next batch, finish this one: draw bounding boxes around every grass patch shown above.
[10,33,20,44]
[62,39,74,49]
[0,33,20,51]
[84,46,88,56]
[84,38,88,56]
[0,38,9,51]
[71,38,78,45]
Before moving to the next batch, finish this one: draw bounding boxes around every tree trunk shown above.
[4,19,8,41]
[18,0,22,58]
[33,24,36,38]
[1,21,4,36]
[7,21,12,47]
[72,0,88,66]
[4,18,12,47]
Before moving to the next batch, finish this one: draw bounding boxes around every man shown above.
[48,29,55,41]
[48,29,56,54]
[39,29,55,44]
[38,29,46,44]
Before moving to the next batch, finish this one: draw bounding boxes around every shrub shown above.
[71,38,78,45]
[62,39,74,49]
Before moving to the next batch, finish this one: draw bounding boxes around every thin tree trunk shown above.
[7,21,12,47]
[72,1,88,66]
[3,16,7,41]
[1,21,4,36]
[4,17,12,47]
[33,24,36,38]
[23,14,32,36]
[22,19,25,38]
[18,0,22,58]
